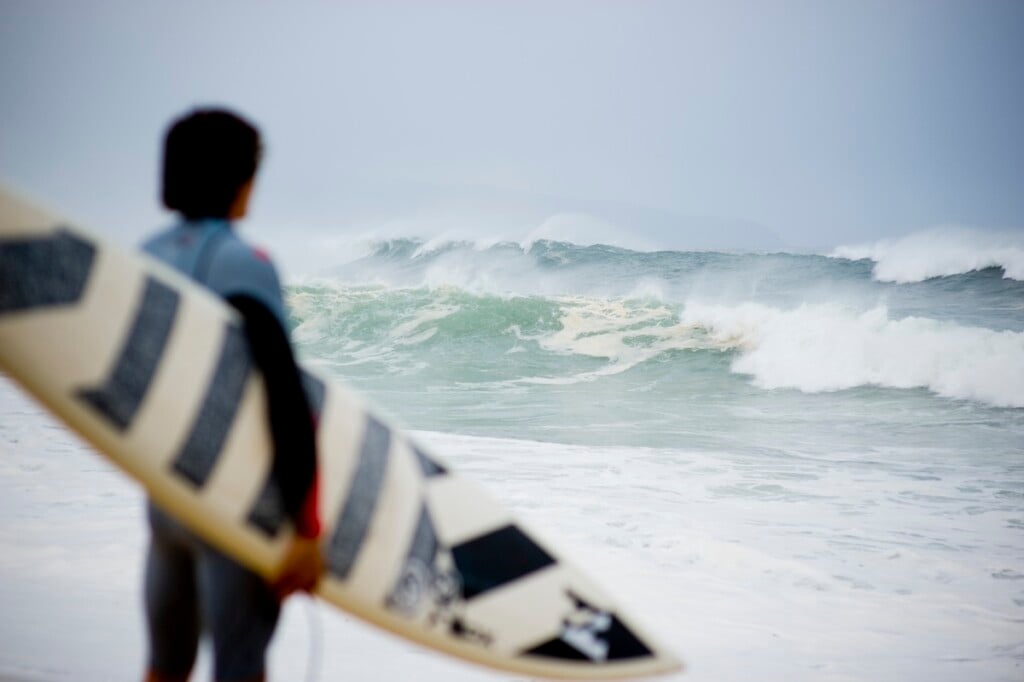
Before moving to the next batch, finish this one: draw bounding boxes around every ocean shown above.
[1,228,1022,680]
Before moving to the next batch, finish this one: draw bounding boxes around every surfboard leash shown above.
[303,595,323,682]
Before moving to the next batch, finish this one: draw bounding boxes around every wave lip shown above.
[682,302,1024,409]
[830,227,1024,283]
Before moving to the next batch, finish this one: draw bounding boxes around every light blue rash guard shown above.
[141,218,305,680]
[142,218,289,328]
[140,216,321,535]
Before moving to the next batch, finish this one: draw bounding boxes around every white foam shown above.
[830,227,1024,282]
[527,297,699,383]
[420,248,528,294]
[683,302,1024,408]
[516,294,1024,406]
[3,377,1022,681]
[387,300,458,344]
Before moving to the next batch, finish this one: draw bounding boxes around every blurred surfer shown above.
[141,108,322,682]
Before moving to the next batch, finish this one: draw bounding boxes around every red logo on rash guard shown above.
[251,247,271,263]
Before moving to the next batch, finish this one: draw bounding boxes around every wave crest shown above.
[830,227,1024,283]
[289,279,1024,408]
[683,302,1024,408]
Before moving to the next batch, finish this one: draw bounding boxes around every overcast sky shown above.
[1,0,1022,263]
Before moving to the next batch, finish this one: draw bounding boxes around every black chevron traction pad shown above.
[249,372,327,537]
[76,277,180,431]
[403,505,441,573]
[521,590,653,662]
[385,504,443,614]
[0,229,95,313]
[384,505,496,647]
[327,415,391,579]
[412,445,448,477]
[171,324,252,487]
[247,474,286,537]
[450,524,555,600]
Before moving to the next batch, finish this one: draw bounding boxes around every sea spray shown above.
[681,302,1024,408]
[830,226,1024,282]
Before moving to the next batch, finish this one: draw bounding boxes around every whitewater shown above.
[1,230,1022,681]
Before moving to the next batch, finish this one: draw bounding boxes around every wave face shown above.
[830,227,1024,283]
[287,236,1024,449]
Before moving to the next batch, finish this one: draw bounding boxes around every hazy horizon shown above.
[2,1,1022,272]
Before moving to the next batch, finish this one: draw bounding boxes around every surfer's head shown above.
[162,108,262,220]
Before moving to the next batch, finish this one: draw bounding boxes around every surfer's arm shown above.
[226,293,320,539]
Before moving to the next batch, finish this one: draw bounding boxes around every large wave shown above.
[830,227,1024,283]
[683,302,1024,408]
[536,297,1024,407]
[319,237,864,305]
[288,280,1024,409]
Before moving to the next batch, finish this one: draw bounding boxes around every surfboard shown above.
[0,185,681,679]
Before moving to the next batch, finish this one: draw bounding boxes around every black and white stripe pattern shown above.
[77,277,179,431]
[328,415,392,579]
[171,324,252,487]
[0,209,673,676]
[449,524,555,600]
[0,229,95,314]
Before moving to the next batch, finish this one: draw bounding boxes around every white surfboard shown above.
[0,185,681,679]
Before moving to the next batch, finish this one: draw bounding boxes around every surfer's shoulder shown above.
[211,234,279,276]
[205,234,286,319]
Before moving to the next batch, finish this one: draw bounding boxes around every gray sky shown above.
[1,0,1022,265]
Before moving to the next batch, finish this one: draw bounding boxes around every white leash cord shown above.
[304,596,323,682]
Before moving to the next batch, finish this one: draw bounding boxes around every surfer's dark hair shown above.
[162,108,262,219]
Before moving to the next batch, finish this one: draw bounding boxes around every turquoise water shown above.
[279,236,1024,679]
[286,238,1024,456]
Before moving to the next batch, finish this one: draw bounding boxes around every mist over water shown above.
[274,230,1024,680]
[288,233,1024,441]
[278,230,1024,680]
[830,228,1024,283]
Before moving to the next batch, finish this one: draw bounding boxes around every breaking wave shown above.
[830,227,1024,283]
[287,278,1024,409]
[682,302,1024,409]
